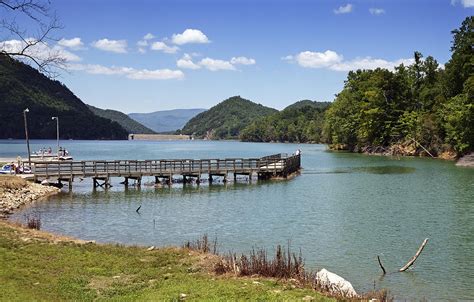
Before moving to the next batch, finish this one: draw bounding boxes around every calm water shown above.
[2,140,474,300]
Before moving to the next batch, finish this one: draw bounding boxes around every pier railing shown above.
[30,153,301,181]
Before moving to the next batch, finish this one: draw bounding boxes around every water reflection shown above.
[303,165,416,175]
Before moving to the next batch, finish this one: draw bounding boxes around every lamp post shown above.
[52,116,59,159]
[23,108,31,165]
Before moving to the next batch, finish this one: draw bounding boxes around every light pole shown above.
[52,116,59,158]
[23,108,31,165]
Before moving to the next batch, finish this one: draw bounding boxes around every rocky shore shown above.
[456,152,474,167]
[0,176,60,217]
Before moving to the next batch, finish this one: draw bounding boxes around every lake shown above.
[2,139,474,300]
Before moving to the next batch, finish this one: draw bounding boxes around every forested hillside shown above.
[0,55,128,140]
[241,101,329,143]
[87,105,155,134]
[181,96,277,139]
[323,16,473,157]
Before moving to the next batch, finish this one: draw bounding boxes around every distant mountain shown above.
[87,105,155,134]
[181,96,278,139]
[129,109,206,133]
[284,100,331,111]
[0,55,128,139]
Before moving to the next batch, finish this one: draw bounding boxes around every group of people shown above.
[35,147,69,156]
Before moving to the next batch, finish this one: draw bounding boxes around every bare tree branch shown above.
[0,0,64,77]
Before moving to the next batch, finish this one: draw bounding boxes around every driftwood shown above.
[399,238,429,272]
[377,255,386,274]
[411,139,434,158]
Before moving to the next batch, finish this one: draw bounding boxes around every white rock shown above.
[316,268,358,298]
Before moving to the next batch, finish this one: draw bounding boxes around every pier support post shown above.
[93,177,111,188]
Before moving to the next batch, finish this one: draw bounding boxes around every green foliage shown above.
[241,101,329,143]
[87,105,155,134]
[441,93,474,153]
[182,96,277,139]
[323,17,473,155]
[0,55,128,139]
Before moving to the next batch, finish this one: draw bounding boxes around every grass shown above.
[0,175,28,195]
[0,221,335,301]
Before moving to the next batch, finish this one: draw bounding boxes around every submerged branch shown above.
[399,238,429,272]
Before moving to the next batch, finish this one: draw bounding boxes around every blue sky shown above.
[6,0,473,112]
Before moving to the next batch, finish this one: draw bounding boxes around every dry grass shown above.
[25,214,42,230]
[0,175,28,195]
[0,175,28,189]
[184,235,392,301]
[183,234,218,254]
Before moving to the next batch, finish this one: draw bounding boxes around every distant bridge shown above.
[29,153,301,188]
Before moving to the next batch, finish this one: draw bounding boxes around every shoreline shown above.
[0,220,341,301]
[0,176,60,218]
[0,175,384,300]
[326,144,474,167]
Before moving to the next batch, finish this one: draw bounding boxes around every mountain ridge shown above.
[0,55,128,140]
[129,108,206,133]
[181,96,278,139]
[87,105,156,134]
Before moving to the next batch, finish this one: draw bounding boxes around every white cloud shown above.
[127,69,184,80]
[175,54,256,71]
[369,8,385,15]
[92,38,127,53]
[137,40,148,47]
[230,56,256,65]
[58,37,84,50]
[461,0,474,6]
[177,54,201,69]
[286,49,414,72]
[199,57,235,71]
[0,39,81,62]
[295,50,343,68]
[330,57,414,71]
[143,33,155,40]
[172,29,210,45]
[334,4,353,14]
[69,63,184,80]
[150,41,179,54]
[451,0,474,7]
[136,40,148,54]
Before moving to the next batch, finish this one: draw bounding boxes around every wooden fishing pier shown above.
[29,153,301,188]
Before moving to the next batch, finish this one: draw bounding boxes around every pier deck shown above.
[30,153,301,187]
